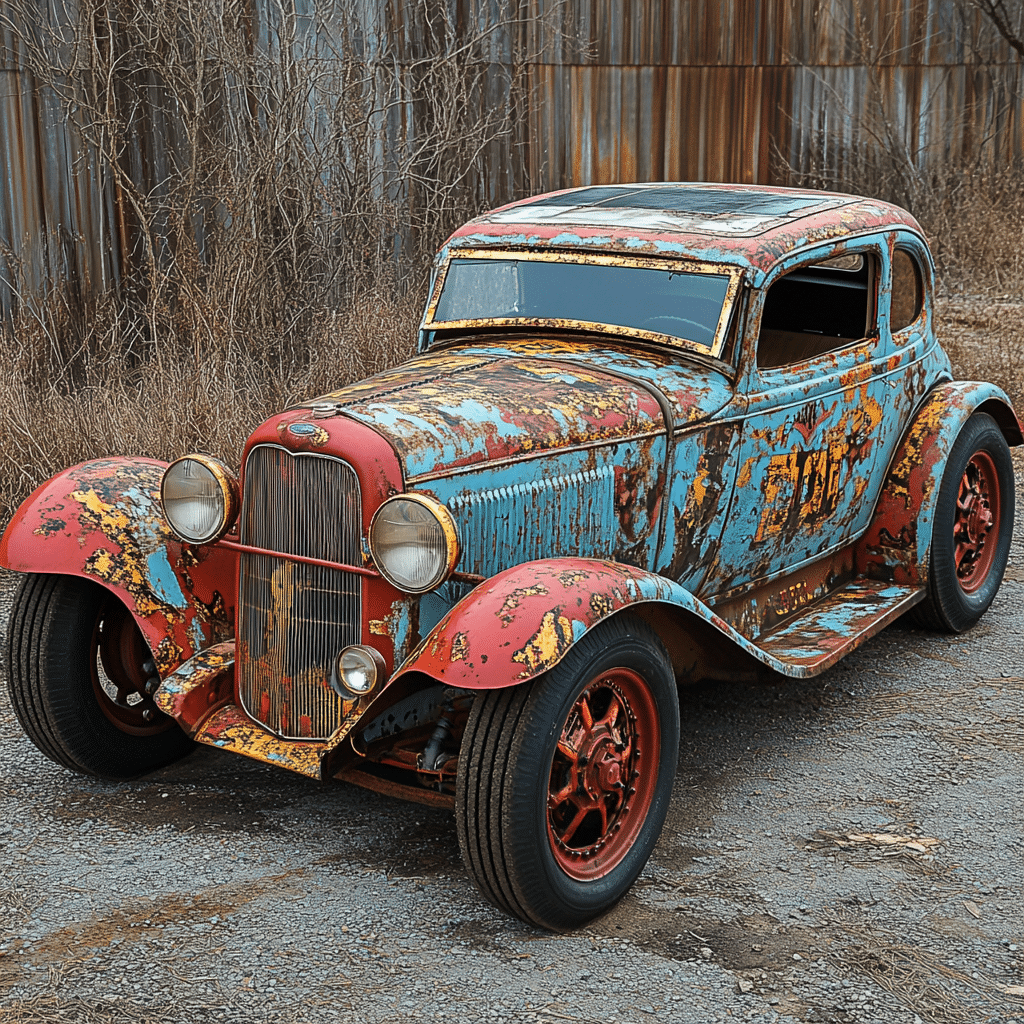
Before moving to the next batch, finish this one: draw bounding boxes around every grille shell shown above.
[237,444,362,740]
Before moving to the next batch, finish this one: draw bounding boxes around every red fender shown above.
[0,458,237,676]
[857,381,1022,587]
[391,557,765,690]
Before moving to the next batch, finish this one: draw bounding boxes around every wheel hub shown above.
[953,451,1000,593]
[92,600,170,736]
[546,668,660,881]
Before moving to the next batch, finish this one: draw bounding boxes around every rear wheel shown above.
[5,573,192,778]
[912,413,1014,633]
[456,614,679,930]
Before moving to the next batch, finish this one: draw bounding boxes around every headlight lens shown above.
[369,494,459,593]
[161,455,239,545]
[333,646,386,696]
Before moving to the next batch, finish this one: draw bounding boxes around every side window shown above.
[757,252,878,369]
[890,248,923,333]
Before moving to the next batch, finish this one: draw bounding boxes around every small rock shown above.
[736,978,754,994]
[700,947,713,959]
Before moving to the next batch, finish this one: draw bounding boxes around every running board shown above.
[749,580,923,677]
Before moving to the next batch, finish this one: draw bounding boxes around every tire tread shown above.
[5,573,191,778]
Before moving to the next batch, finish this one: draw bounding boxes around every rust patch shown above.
[511,608,575,674]
[154,636,185,677]
[498,583,550,624]
[450,632,469,661]
[31,515,67,537]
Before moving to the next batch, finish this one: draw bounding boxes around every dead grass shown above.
[936,296,1024,410]
[0,282,420,519]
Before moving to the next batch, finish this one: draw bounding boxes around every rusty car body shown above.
[3,183,1019,929]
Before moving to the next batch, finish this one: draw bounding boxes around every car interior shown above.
[757,251,877,368]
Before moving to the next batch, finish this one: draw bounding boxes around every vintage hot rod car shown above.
[3,183,1019,930]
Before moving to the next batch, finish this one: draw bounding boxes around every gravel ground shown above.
[1,487,1022,1024]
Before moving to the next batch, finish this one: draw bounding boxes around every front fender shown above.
[393,557,792,690]
[858,381,1022,586]
[0,458,237,676]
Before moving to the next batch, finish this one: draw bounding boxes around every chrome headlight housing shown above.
[369,493,459,593]
[161,455,239,545]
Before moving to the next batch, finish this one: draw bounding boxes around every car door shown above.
[711,237,922,593]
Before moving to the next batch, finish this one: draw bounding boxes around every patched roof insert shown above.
[485,184,854,238]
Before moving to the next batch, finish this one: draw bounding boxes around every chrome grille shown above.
[447,466,615,577]
[237,444,361,740]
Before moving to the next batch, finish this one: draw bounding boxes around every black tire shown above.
[456,614,679,930]
[5,573,192,779]
[912,413,1015,633]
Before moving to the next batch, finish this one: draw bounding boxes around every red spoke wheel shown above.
[457,614,679,931]
[952,451,1000,594]
[546,668,659,881]
[6,573,192,778]
[913,413,1014,633]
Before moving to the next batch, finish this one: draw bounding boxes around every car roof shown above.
[445,182,923,277]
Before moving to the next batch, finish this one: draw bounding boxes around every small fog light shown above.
[333,646,386,697]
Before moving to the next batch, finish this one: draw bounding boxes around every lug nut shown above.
[144,677,160,696]
[142,709,155,722]
[142,659,156,676]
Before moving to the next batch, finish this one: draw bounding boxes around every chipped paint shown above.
[393,557,929,688]
[153,641,235,733]
[0,459,237,677]
[858,381,1022,586]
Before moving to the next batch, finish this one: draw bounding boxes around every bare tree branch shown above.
[973,0,1024,57]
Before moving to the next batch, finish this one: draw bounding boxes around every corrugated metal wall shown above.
[0,6,125,313]
[0,0,1021,310]
[525,0,1024,188]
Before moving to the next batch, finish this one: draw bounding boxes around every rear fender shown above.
[0,458,237,675]
[858,381,1022,586]
[392,557,793,691]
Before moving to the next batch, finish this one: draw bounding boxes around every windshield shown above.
[428,257,732,352]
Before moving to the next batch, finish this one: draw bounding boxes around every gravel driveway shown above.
[1,485,1021,1024]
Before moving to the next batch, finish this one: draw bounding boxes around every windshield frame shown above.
[421,248,744,359]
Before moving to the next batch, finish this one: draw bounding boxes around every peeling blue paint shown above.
[145,549,188,609]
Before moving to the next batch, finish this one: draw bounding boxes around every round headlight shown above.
[333,645,386,697]
[369,494,459,593]
[161,455,239,545]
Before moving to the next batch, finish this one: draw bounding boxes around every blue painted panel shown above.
[423,436,668,581]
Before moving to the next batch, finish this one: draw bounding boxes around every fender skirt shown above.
[857,380,1022,587]
[0,457,237,676]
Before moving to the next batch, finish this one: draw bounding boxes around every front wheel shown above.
[6,573,193,778]
[456,614,679,930]
[912,412,1015,633]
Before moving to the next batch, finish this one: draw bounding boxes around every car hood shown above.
[301,342,731,481]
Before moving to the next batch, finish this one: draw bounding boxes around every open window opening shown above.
[757,252,878,368]
[890,248,924,334]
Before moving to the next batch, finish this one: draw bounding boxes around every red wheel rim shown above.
[90,600,172,737]
[546,668,660,881]
[953,450,1001,594]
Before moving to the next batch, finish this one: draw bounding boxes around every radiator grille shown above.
[447,466,615,577]
[237,444,361,740]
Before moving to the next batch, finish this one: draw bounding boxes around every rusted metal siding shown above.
[0,0,1021,308]
[0,7,127,314]
[525,0,1024,190]
[527,60,1024,189]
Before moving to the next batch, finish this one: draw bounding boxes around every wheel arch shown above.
[389,558,791,696]
[857,381,1021,587]
[1,458,238,677]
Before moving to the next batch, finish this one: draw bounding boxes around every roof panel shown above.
[487,184,854,238]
